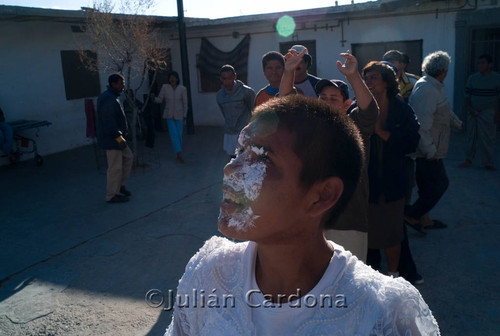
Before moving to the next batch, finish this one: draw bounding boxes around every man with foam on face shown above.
[164,95,439,336]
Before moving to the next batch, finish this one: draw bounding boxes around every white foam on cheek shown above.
[250,145,265,156]
[227,207,259,231]
[241,160,266,201]
[222,144,267,232]
[238,131,250,148]
[223,147,267,201]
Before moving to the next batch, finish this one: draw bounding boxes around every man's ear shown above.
[343,99,352,112]
[307,177,344,218]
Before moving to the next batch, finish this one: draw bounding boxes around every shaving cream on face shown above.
[227,207,255,231]
[221,130,268,232]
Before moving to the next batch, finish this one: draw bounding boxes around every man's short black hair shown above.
[251,95,364,227]
[479,54,493,64]
[220,64,236,75]
[262,51,285,69]
[108,73,124,86]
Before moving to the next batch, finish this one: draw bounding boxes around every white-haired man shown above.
[405,51,462,232]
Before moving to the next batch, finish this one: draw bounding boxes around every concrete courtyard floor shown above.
[0,126,499,335]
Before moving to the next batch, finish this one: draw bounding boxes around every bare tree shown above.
[79,0,169,165]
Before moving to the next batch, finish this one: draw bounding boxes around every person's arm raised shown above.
[336,51,372,111]
[279,48,307,96]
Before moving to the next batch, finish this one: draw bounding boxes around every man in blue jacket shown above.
[97,73,134,203]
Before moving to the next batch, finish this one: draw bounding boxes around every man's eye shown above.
[258,154,271,163]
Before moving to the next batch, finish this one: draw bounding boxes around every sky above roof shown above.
[0,0,370,19]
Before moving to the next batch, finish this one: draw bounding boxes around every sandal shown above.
[424,219,447,229]
[404,218,426,236]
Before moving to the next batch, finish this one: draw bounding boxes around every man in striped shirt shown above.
[459,54,500,171]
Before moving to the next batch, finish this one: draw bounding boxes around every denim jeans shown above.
[167,119,183,154]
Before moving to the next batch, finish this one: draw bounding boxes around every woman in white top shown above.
[154,71,188,163]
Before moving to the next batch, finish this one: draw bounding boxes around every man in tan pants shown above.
[97,74,133,203]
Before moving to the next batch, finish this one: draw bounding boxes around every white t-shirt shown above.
[294,75,319,98]
[165,236,440,335]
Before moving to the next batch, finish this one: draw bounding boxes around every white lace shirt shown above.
[165,236,440,335]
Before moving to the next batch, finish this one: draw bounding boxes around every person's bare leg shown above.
[385,243,401,274]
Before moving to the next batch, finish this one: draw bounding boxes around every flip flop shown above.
[404,218,426,235]
[425,219,447,229]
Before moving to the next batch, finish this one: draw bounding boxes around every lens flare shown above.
[276,15,296,37]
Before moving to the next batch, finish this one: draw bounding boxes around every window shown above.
[469,28,500,74]
[60,50,101,100]
[351,40,423,75]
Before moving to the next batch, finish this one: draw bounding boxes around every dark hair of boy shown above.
[220,64,236,75]
[262,51,285,69]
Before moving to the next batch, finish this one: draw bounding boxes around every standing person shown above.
[255,51,284,106]
[362,61,420,277]
[164,95,440,335]
[216,64,255,157]
[459,54,500,171]
[382,51,425,284]
[280,48,379,261]
[153,71,188,163]
[405,51,463,231]
[289,44,321,98]
[97,73,133,203]
[383,50,421,102]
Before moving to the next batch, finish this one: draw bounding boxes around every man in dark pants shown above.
[405,51,462,230]
[97,73,134,203]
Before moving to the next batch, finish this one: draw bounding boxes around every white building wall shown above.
[340,12,457,99]
[0,20,92,161]
[0,7,463,163]
[0,19,168,165]
[183,10,458,127]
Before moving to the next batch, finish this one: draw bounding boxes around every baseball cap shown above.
[315,79,350,100]
[383,50,407,64]
[291,45,308,54]
[290,45,312,67]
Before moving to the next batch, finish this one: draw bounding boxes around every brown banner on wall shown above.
[197,34,251,92]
